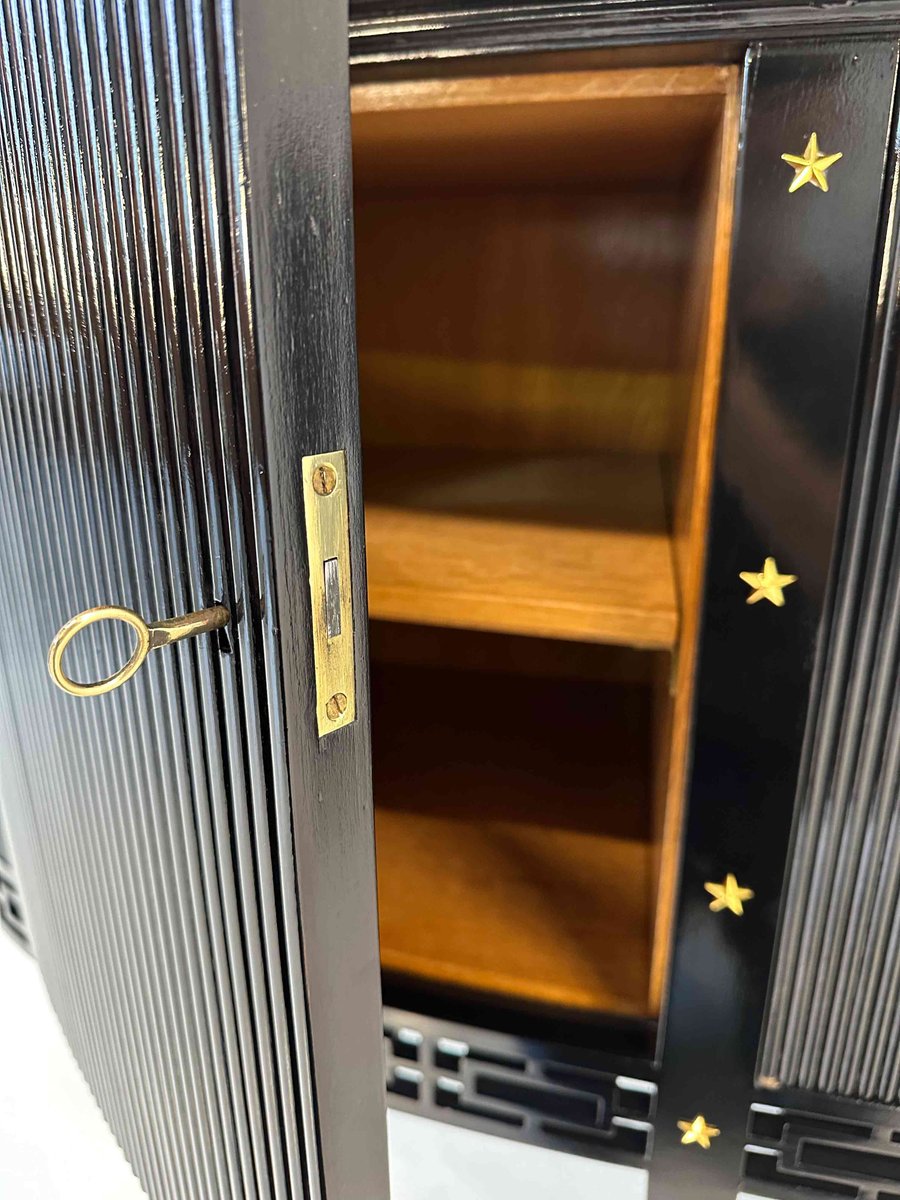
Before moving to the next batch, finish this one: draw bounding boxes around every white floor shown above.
[0,928,649,1199]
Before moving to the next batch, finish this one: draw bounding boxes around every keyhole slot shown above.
[324,557,342,640]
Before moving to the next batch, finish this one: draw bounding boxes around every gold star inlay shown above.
[739,557,797,606]
[781,132,843,193]
[705,873,755,916]
[678,1115,720,1149]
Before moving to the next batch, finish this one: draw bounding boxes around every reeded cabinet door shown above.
[0,2,388,1199]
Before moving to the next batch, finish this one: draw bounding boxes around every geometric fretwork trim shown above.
[744,1102,900,1199]
[385,1006,656,1167]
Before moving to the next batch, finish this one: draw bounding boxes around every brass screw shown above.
[326,692,348,721]
[312,462,337,496]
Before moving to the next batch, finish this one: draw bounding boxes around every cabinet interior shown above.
[351,65,739,1028]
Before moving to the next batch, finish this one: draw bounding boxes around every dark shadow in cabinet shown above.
[371,624,658,1026]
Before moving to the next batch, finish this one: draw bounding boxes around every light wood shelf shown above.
[364,449,678,650]
[373,661,654,1018]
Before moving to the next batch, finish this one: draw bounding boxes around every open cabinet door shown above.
[0,2,389,1199]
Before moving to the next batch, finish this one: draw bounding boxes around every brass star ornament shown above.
[678,1115,720,1149]
[705,873,755,916]
[740,556,797,606]
[781,132,843,193]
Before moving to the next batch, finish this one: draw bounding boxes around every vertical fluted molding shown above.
[0,0,350,1195]
[759,132,900,1102]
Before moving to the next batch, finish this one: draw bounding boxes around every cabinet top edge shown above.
[351,62,738,112]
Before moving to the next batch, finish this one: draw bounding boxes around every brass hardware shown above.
[48,603,229,697]
[677,1115,720,1149]
[758,1075,783,1091]
[781,133,843,193]
[704,873,755,916]
[311,462,338,496]
[739,556,797,606]
[302,450,355,736]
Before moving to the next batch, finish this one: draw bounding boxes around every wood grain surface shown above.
[373,660,654,1017]
[364,449,679,649]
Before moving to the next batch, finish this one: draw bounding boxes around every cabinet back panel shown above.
[354,190,694,456]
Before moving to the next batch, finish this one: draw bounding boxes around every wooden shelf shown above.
[373,661,654,1018]
[364,449,678,650]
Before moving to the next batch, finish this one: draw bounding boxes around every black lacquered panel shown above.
[0,1,387,1199]
[758,131,900,1105]
[347,0,900,64]
[651,38,900,1200]
[0,2,309,1195]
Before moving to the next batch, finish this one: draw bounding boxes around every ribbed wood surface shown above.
[759,209,900,1101]
[0,1,320,1196]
